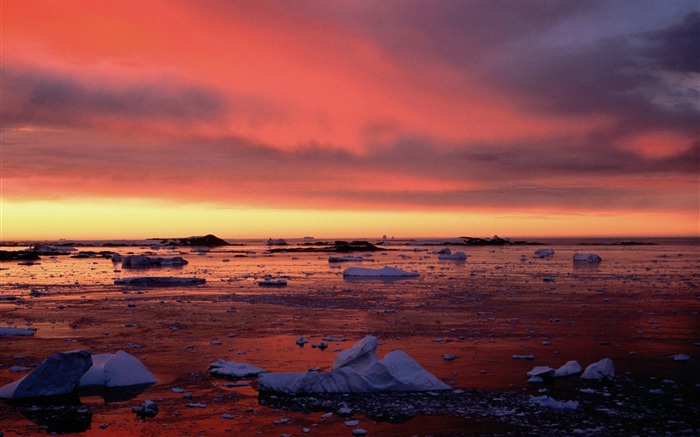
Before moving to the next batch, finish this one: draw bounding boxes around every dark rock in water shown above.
[0,350,92,399]
[0,250,40,262]
[157,234,229,246]
[458,235,540,246]
[114,277,205,287]
[333,241,382,252]
[19,401,92,433]
[121,255,188,268]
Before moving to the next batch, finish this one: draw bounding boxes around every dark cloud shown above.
[0,66,227,128]
[641,12,700,73]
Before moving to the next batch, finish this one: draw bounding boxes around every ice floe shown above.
[210,360,268,379]
[114,277,205,286]
[257,335,450,394]
[438,251,467,261]
[258,274,287,287]
[121,255,188,268]
[343,266,419,278]
[0,327,36,336]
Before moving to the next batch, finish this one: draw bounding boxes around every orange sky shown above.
[1,0,698,240]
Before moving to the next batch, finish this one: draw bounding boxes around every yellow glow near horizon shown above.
[1,198,697,241]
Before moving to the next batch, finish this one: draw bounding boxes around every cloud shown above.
[1,65,227,128]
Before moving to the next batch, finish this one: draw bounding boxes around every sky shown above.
[1,0,699,240]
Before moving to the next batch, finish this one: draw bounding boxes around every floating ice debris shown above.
[581,358,614,380]
[209,360,267,379]
[553,360,582,377]
[312,341,328,350]
[257,335,450,394]
[543,275,556,282]
[296,336,309,346]
[534,248,555,258]
[443,354,457,361]
[172,387,185,393]
[438,251,467,261]
[114,277,205,287]
[258,274,287,287]
[24,244,77,255]
[111,253,123,262]
[78,350,157,388]
[512,355,536,360]
[573,253,602,263]
[352,429,368,436]
[529,395,579,410]
[329,256,366,262]
[121,255,188,268]
[345,419,360,426]
[343,266,419,278]
[186,402,207,408]
[323,337,347,342]
[671,354,690,361]
[0,327,36,336]
[0,350,92,399]
[132,400,158,419]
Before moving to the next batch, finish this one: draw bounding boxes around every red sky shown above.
[1,0,698,239]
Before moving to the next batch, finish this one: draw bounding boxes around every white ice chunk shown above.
[581,358,614,380]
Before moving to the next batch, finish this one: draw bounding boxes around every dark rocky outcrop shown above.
[157,234,229,247]
[0,251,41,262]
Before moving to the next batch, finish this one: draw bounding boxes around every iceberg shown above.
[534,248,555,258]
[0,350,92,399]
[438,251,467,261]
[573,253,602,263]
[343,266,419,278]
[78,350,157,388]
[257,335,450,394]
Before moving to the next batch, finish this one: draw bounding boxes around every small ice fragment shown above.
[443,354,457,361]
[296,336,309,346]
[352,429,368,436]
[344,420,360,427]
[512,354,536,360]
[529,395,579,410]
[671,354,690,361]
